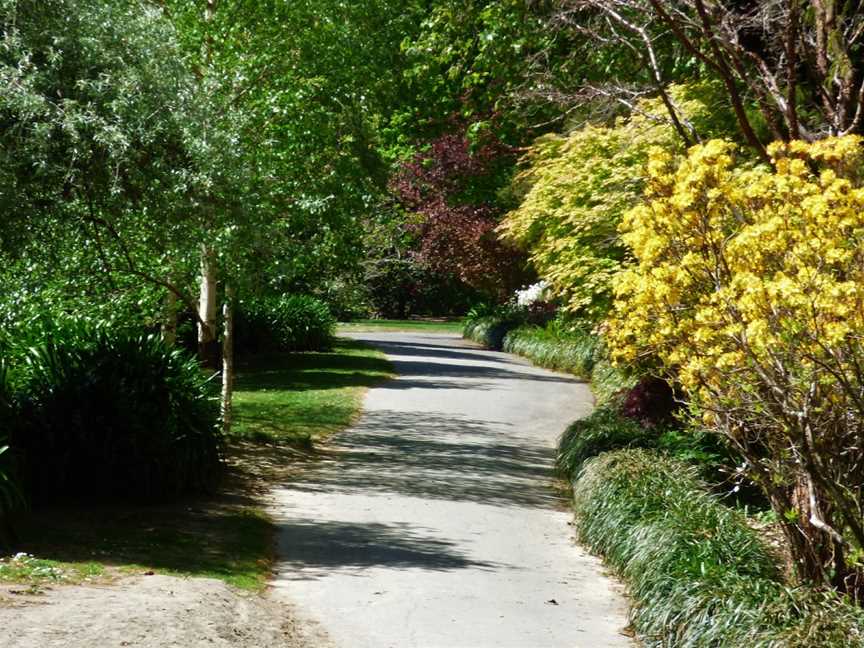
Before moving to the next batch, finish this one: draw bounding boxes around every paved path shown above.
[270,332,632,648]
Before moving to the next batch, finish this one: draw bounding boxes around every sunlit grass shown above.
[232,338,393,445]
[337,318,463,334]
[0,553,104,590]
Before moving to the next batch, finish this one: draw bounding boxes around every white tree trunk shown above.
[220,284,235,435]
[198,245,219,366]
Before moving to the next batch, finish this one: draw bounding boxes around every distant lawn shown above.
[231,338,394,446]
[338,318,464,334]
[3,339,391,593]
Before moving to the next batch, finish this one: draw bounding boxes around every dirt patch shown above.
[0,444,330,648]
[0,574,324,647]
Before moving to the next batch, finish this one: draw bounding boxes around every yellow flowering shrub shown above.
[608,135,864,589]
[498,83,731,317]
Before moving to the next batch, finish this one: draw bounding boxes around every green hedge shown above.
[561,424,864,646]
[11,327,222,503]
[236,294,335,353]
[502,325,597,377]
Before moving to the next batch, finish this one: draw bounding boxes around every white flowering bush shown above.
[514,280,549,307]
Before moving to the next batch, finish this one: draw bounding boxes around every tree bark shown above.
[198,245,220,368]
[220,284,235,435]
[769,474,863,598]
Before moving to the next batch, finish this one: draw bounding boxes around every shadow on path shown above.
[378,359,580,390]
[287,410,564,509]
[275,518,502,580]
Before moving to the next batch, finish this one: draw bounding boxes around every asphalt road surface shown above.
[270,332,632,648]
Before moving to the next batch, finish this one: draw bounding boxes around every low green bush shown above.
[236,294,335,353]
[462,303,529,350]
[463,315,518,350]
[0,362,24,525]
[556,405,657,479]
[570,448,864,646]
[12,327,222,503]
[589,356,634,404]
[503,325,597,377]
[559,403,762,502]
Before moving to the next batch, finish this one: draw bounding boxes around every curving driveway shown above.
[270,332,632,648]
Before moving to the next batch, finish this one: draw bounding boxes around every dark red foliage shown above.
[620,376,680,428]
[390,128,526,297]
[392,132,509,208]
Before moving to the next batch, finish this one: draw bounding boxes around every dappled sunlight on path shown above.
[270,332,632,648]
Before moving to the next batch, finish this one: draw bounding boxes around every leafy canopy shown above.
[499,83,731,317]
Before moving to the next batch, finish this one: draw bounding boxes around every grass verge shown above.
[339,318,463,334]
[5,503,272,592]
[231,338,393,445]
[1,338,392,592]
[559,409,864,646]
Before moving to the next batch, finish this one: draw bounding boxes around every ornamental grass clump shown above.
[502,324,597,377]
[462,303,526,350]
[556,405,656,479]
[572,449,864,646]
[236,294,335,353]
[462,315,514,350]
[12,326,222,503]
[608,135,864,594]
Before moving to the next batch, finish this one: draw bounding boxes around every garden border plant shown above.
[235,294,336,354]
[607,136,864,594]
[557,408,864,647]
[10,324,223,504]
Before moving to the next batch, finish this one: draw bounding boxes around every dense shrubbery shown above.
[10,327,222,503]
[498,83,730,318]
[502,324,597,377]
[236,294,335,353]
[0,363,23,525]
[568,448,864,647]
[363,258,481,319]
[609,136,864,590]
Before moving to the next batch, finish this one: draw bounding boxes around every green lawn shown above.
[231,338,393,445]
[2,339,391,592]
[6,505,272,592]
[338,318,464,334]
